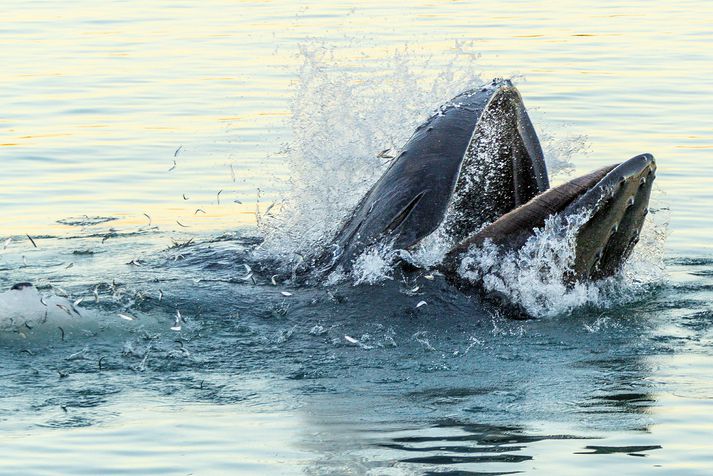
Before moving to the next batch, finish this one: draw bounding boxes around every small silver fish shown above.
[171,310,182,331]
[56,304,73,316]
[53,286,69,297]
[264,202,276,216]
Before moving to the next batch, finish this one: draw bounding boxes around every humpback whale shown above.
[311,79,656,308]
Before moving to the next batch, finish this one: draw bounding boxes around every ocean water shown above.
[1,1,713,474]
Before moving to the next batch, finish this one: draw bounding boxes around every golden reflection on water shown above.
[0,0,711,252]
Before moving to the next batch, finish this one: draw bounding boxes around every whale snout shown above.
[565,153,656,280]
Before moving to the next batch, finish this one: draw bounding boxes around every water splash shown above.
[456,193,668,318]
[621,184,670,285]
[351,242,398,286]
[258,42,485,264]
[539,128,589,181]
[0,285,86,333]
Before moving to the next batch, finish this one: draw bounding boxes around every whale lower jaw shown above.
[442,153,656,285]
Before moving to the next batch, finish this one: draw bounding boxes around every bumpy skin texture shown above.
[317,79,549,274]
[565,154,656,280]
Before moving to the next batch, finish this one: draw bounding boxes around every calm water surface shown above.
[1,1,713,474]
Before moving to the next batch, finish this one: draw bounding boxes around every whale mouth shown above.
[444,153,657,282]
[310,79,659,316]
[312,78,549,275]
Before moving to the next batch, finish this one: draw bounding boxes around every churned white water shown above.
[456,204,667,318]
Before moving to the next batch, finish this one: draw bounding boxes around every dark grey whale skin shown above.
[315,79,549,275]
